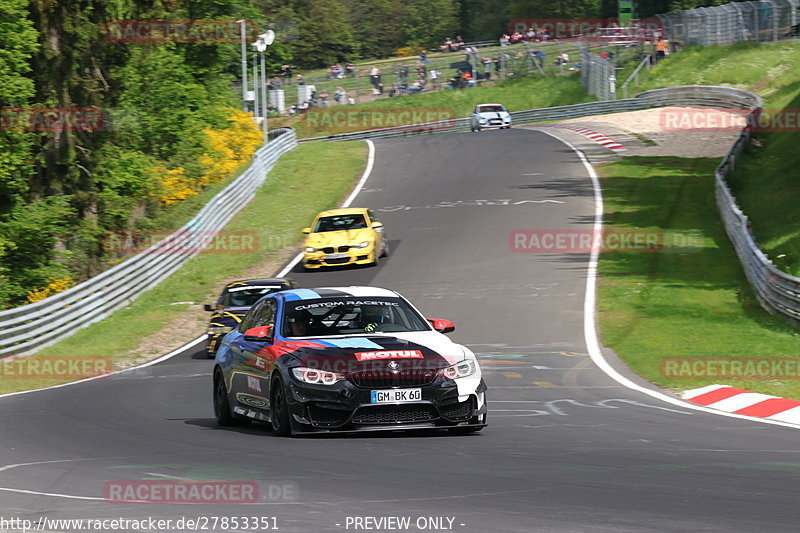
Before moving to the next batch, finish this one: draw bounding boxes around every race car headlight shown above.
[304,247,317,253]
[439,359,476,380]
[352,241,370,248]
[207,326,234,335]
[292,367,345,385]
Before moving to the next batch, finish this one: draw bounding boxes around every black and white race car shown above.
[213,286,487,436]
[471,103,512,131]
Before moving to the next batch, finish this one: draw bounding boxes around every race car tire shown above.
[270,376,292,436]
[381,239,390,258]
[371,249,380,267]
[214,369,248,427]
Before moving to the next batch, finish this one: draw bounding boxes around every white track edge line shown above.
[537,129,800,431]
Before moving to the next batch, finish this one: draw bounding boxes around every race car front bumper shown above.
[303,246,376,269]
[284,375,487,434]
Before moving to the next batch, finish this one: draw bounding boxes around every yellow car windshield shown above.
[314,214,367,232]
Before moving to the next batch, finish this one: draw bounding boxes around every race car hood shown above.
[476,111,510,120]
[304,228,375,249]
[259,331,467,373]
[209,307,249,327]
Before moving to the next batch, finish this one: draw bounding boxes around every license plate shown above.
[326,253,348,259]
[371,388,422,404]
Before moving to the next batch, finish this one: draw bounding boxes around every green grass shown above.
[597,156,800,398]
[0,141,368,395]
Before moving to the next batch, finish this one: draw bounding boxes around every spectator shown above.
[334,86,346,104]
[419,49,429,63]
[441,37,453,53]
[320,90,330,107]
[455,35,465,50]
[370,66,381,88]
[428,67,440,88]
[500,34,510,46]
[482,57,493,79]
[345,62,356,77]
[296,74,305,85]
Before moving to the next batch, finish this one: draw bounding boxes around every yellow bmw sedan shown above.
[302,208,388,270]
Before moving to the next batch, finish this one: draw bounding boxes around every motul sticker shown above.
[354,350,424,361]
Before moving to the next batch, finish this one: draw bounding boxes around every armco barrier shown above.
[303,86,800,323]
[0,129,298,357]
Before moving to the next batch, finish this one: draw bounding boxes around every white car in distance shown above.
[471,103,512,132]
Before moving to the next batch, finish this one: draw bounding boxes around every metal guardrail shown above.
[302,85,797,322]
[0,129,298,357]
[713,96,800,323]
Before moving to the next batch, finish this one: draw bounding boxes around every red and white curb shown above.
[682,384,800,425]
[555,125,627,152]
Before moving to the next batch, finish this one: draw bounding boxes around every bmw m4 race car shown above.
[212,287,487,436]
[471,103,512,131]
[302,208,388,270]
[204,278,298,357]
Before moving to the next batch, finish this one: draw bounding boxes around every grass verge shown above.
[597,156,800,398]
[0,141,368,395]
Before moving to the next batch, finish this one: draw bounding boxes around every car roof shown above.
[315,207,369,218]
[277,286,399,302]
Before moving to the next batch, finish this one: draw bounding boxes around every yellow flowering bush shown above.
[26,277,73,304]
[199,107,263,188]
[154,166,195,205]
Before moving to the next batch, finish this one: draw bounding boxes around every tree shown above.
[0,0,39,212]
[403,0,460,48]
[344,0,406,58]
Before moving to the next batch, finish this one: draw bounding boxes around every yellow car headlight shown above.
[352,241,370,248]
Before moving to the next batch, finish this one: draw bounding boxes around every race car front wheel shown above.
[270,376,292,436]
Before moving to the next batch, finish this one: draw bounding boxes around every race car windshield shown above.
[223,286,283,307]
[478,105,505,113]
[283,297,430,337]
[314,214,367,232]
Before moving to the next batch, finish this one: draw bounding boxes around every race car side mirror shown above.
[428,318,455,334]
[204,304,214,312]
[371,222,384,229]
[302,227,311,234]
[244,325,274,342]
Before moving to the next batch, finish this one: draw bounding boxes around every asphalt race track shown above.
[2,129,800,532]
